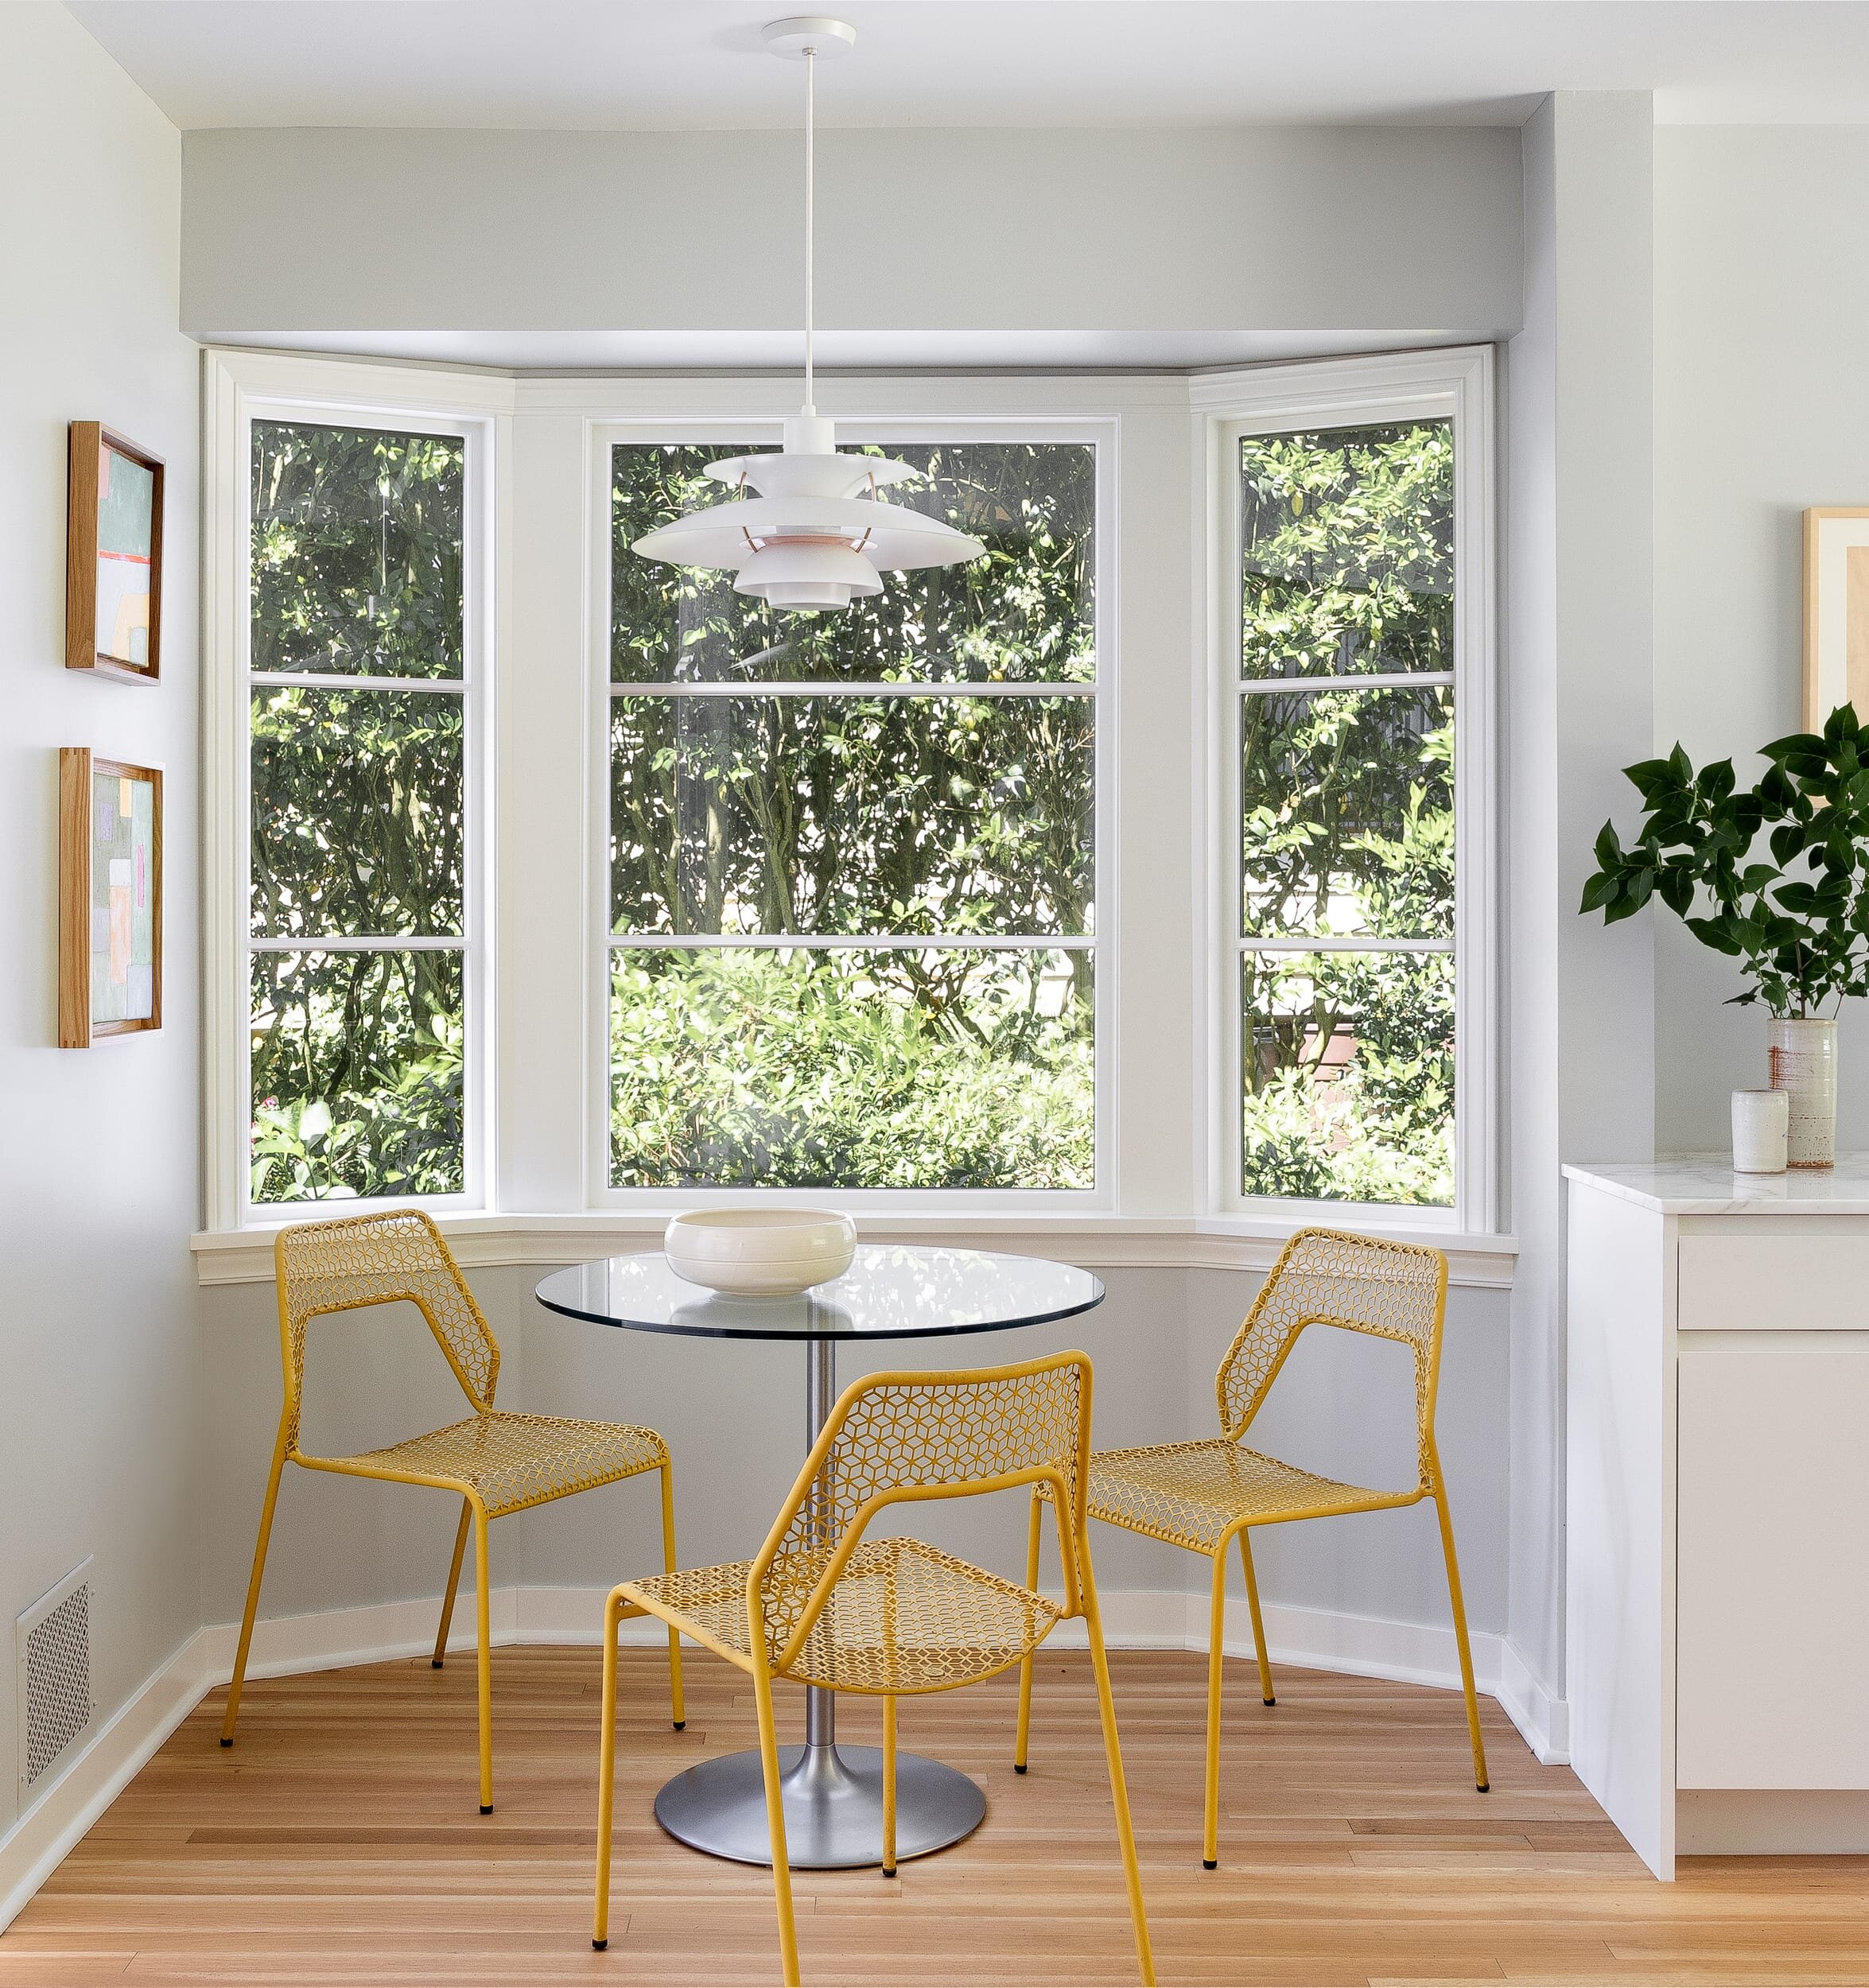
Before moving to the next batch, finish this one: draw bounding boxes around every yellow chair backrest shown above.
[273,1209,500,1454]
[751,1350,1091,1672]
[1215,1229,1447,1489]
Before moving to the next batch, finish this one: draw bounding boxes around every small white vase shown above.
[1767,1015,1838,1169]
[1731,1088,1789,1174]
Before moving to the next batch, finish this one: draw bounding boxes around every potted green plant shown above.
[1579,703,1869,1167]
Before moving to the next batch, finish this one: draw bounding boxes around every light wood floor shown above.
[6,1645,1868,1986]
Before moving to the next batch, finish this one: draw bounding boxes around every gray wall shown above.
[0,5,201,1830]
[1653,126,1869,1149]
[200,1264,1512,1641]
[180,124,1524,350]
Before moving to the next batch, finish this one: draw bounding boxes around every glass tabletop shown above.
[534,1244,1104,1342]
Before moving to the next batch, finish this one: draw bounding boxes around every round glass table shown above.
[534,1244,1104,1870]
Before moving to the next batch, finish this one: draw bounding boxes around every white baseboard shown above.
[0,1582,1564,1936]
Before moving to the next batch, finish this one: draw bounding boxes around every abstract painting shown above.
[1804,508,1869,729]
[66,423,164,682]
[59,750,162,1046]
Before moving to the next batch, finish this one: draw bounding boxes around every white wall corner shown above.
[1496,1635,1572,1765]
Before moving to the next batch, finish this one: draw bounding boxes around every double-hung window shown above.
[604,437,1101,1194]
[242,413,485,1209]
[1207,352,1495,1225]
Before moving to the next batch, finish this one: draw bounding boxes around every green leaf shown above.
[1684,915,1742,956]
[1624,756,1681,804]
[1696,759,1736,802]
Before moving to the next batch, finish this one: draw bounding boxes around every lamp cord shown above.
[803,45,815,417]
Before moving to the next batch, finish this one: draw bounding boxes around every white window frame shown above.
[1194,347,1498,1233]
[587,415,1117,1213]
[202,351,504,1231]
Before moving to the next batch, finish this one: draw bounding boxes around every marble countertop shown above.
[1564,1154,1869,1214]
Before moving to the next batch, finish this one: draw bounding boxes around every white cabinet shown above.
[1566,1160,1869,1877]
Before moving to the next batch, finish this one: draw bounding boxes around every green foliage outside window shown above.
[609,442,1097,1189]
[1237,422,1457,1206]
[248,423,468,1202]
[611,949,1092,1190]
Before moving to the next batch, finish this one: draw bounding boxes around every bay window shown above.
[200,352,1498,1250]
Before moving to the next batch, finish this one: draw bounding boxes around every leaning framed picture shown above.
[1803,507,1869,728]
[66,422,164,682]
[58,750,163,1047]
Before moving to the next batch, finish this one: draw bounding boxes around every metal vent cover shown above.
[17,1559,95,1794]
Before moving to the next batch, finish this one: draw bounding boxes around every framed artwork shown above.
[58,750,163,1047]
[1803,507,1869,729]
[66,422,164,683]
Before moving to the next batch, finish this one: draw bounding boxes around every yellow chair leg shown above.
[1081,1537,1155,1986]
[1432,1474,1490,1792]
[882,1695,898,1877]
[752,1659,800,1987]
[1014,1487,1042,1771]
[1202,1547,1226,1869]
[1235,1527,1275,1706]
[472,1502,494,1814]
[220,1429,288,1747]
[592,1589,624,1950]
[659,1462,687,1730]
[433,1499,471,1668]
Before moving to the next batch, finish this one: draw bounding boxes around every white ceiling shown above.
[66,0,1869,132]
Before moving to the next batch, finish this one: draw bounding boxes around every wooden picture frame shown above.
[1802,507,1869,730]
[59,750,163,1047]
[66,422,164,683]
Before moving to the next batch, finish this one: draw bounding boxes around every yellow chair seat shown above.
[337,1411,667,1519]
[622,1535,1063,1695]
[1086,1438,1412,1554]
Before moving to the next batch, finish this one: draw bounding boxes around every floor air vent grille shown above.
[17,1559,95,1793]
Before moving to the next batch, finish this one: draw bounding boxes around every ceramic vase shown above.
[1767,1015,1838,1169]
[1731,1088,1789,1173]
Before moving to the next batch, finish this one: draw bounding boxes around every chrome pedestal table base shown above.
[655,1741,985,1869]
[654,1335,986,1869]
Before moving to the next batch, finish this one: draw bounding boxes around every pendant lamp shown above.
[629,15,984,612]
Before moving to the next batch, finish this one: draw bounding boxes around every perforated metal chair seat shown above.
[334,1411,668,1519]
[620,1535,1064,1695]
[1085,1439,1413,1555]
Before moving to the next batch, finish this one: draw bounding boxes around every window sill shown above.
[190,1209,1517,1290]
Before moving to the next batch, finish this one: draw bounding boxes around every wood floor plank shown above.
[4,1648,1868,1985]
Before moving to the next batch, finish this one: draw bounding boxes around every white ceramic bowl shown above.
[663,1208,857,1297]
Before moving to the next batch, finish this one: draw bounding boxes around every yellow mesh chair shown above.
[1016,1228,1488,1869]
[219,1209,686,1813]
[593,1351,1153,1988]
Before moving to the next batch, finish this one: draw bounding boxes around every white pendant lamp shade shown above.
[631,417,984,609]
[628,25,984,614]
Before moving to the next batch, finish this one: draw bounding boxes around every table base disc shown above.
[654,1741,985,1869]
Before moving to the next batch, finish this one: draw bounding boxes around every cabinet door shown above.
[1677,1338,1869,1788]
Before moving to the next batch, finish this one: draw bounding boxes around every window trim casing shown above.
[202,350,503,1231]
[585,414,1118,1213]
[1193,346,1498,1233]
